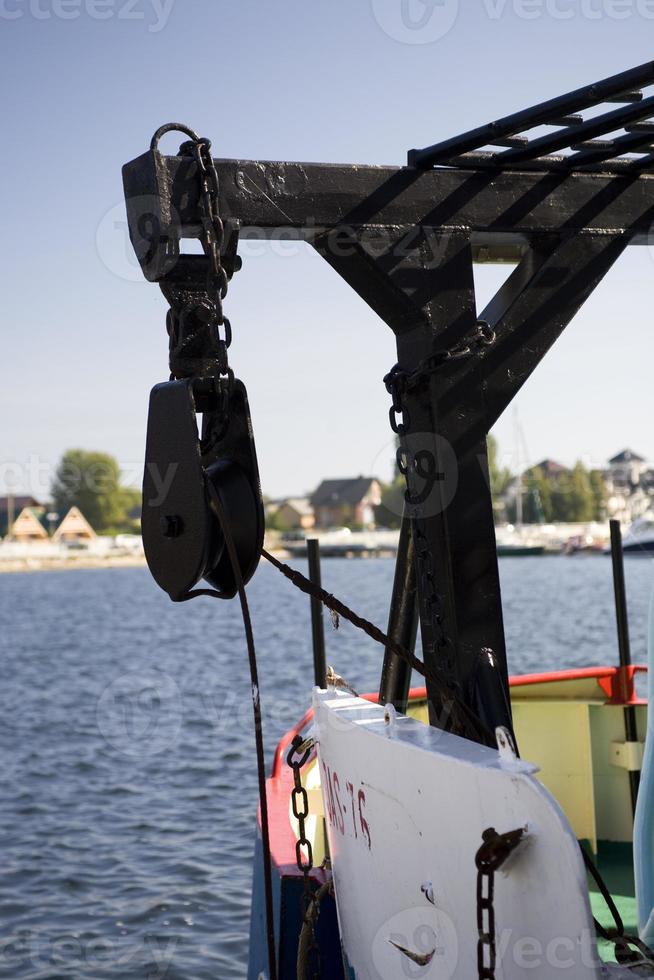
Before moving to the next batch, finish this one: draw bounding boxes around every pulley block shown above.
[141,376,264,601]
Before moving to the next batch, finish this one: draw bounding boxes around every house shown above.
[531,459,570,481]
[52,506,96,544]
[607,449,647,490]
[0,495,42,537]
[9,506,49,542]
[274,498,315,531]
[310,477,382,529]
[605,450,652,523]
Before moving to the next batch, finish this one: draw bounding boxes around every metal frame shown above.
[409,59,654,173]
[123,63,654,743]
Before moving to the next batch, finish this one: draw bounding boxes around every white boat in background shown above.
[619,516,654,556]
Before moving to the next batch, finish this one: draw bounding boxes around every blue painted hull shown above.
[248,831,345,979]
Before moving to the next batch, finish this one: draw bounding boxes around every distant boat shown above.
[495,524,545,557]
[613,514,654,555]
[497,542,545,557]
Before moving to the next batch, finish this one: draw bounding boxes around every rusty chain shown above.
[383,319,498,723]
[287,734,321,978]
[385,319,496,405]
[163,134,236,439]
[475,827,525,980]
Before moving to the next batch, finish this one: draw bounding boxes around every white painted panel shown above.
[314,690,601,980]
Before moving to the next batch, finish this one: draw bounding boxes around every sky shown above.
[2,1,654,500]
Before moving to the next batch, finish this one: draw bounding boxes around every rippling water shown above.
[1,555,653,978]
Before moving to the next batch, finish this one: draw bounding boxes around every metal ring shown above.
[476,319,497,346]
[150,122,202,151]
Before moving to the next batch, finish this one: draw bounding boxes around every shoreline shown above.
[0,554,148,574]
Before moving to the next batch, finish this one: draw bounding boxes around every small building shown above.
[52,506,96,544]
[0,495,42,537]
[605,450,651,523]
[310,477,382,529]
[275,498,315,531]
[8,507,49,542]
[608,449,647,489]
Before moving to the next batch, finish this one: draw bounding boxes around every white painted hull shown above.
[313,690,649,979]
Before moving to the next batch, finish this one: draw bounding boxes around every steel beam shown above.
[317,227,626,740]
[123,154,654,262]
[379,512,419,714]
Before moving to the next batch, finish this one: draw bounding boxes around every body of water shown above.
[1,555,653,978]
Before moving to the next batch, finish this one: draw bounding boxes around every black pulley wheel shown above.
[203,459,264,598]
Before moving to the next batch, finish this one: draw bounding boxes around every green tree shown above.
[375,476,405,529]
[568,461,595,522]
[487,434,512,499]
[590,469,607,521]
[51,450,132,532]
[553,461,594,522]
[522,467,553,523]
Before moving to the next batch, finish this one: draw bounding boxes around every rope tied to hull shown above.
[261,547,493,746]
[296,879,334,980]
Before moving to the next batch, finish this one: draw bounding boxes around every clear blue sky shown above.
[2,1,654,499]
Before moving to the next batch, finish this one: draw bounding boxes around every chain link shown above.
[162,135,237,440]
[383,318,497,710]
[385,319,496,407]
[475,827,525,980]
[287,734,321,978]
[185,138,233,380]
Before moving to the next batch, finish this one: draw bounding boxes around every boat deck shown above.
[591,842,638,962]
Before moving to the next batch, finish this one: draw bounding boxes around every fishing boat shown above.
[249,668,647,978]
[122,60,654,979]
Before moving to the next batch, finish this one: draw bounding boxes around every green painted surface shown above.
[588,841,637,963]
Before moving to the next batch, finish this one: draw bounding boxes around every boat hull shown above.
[250,667,648,978]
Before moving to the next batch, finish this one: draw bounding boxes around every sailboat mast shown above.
[514,409,523,528]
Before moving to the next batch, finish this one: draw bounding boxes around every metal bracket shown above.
[610,740,645,772]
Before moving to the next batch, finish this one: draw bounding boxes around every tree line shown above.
[376,436,606,527]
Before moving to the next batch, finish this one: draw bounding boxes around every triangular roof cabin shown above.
[10,507,48,541]
[52,506,96,542]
